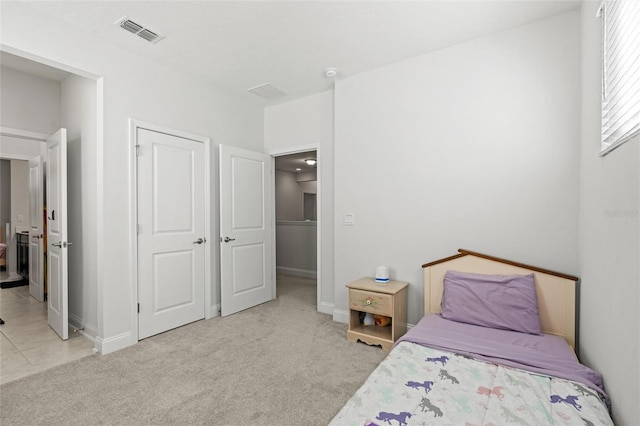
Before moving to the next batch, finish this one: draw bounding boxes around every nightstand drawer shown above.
[349,289,393,316]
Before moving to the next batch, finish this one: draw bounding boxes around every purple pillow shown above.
[440,270,542,335]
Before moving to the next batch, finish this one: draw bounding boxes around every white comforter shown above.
[330,342,613,426]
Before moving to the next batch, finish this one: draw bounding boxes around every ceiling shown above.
[275,150,317,174]
[5,1,581,105]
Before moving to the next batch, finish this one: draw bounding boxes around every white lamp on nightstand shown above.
[375,266,389,283]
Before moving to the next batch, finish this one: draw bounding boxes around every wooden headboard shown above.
[422,249,579,350]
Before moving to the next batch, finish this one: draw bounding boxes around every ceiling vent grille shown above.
[115,17,164,44]
[248,83,287,100]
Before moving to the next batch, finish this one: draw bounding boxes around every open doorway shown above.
[0,50,99,376]
[274,150,318,302]
[0,158,31,285]
[0,129,95,384]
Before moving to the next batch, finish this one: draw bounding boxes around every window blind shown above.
[600,0,640,155]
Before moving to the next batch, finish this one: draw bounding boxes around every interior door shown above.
[137,128,206,339]
[46,128,69,340]
[219,145,273,316]
[28,155,45,302]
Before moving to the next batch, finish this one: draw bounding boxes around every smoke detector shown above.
[115,16,165,44]
[324,67,338,78]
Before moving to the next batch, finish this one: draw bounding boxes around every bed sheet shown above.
[329,342,613,425]
[396,314,609,408]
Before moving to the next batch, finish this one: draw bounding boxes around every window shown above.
[599,0,640,156]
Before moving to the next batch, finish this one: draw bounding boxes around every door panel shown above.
[153,251,195,310]
[231,157,265,229]
[137,128,205,340]
[231,243,265,294]
[220,145,273,316]
[46,129,68,340]
[28,155,45,302]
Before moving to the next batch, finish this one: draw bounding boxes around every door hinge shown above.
[137,303,140,314]
[135,144,141,156]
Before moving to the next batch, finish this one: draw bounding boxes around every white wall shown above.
[61,74,98,338]
[2,2,264,353]
[578,3,639,424]
[275,170,304,220]
[265,90,335,314]
[333,11,581,326]
[276,221,317,278]
[0,66,61,134]
[274,169,318,221]
[0,64,59,161]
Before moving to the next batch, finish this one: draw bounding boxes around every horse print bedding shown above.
[329,342,612,426]
[329,316,613,426]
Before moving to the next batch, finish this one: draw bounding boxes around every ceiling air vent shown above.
[248,83,287,100]
[137,29,160,42]
[120,19,143,34]
[115,17,164,44]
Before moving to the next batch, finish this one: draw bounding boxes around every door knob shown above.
[223,237,235,243]
[194,238,204,244]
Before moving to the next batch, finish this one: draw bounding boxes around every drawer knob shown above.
[366,299,371,305]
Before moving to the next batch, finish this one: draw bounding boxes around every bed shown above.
[330,249,613,426]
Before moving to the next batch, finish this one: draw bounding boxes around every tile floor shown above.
[0,284,95,385]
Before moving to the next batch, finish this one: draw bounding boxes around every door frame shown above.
[268,144,323,312]
[129,119,212,343]
[0,45,104,350]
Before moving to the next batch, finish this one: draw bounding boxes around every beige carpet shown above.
[0,275,386,425]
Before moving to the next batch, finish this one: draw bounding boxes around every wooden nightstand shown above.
[346,277,408,350]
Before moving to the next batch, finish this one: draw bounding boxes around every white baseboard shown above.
[208,304,221,318]
[332,308,349,324]
[318,301,334,315]
[94,331,135,355]
[276,266,317,279]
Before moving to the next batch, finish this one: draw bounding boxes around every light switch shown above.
[344,213,355,226]
[17,215,24,223]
